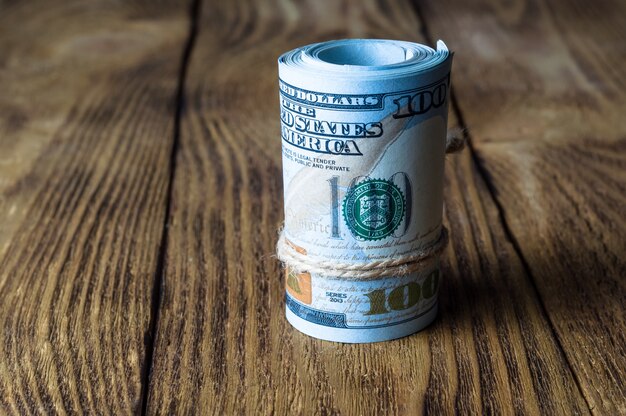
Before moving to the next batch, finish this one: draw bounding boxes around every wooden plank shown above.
[417,0,626,412]
[419,0,626,146]
[146,0,589,413]
[0,0,189,413]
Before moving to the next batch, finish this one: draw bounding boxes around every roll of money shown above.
[277,39,453,343]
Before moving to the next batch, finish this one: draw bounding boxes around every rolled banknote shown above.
[277,39,453,343]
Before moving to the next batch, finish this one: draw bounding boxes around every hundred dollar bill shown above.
[278,39,453,342]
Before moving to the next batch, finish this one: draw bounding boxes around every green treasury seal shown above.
[342,178,405,241]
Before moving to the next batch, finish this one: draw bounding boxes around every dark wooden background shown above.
[0,0,624,414]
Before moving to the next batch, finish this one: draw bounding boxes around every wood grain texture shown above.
[0,0,188,413]
[418,0,626,412]
[145,0,589,413]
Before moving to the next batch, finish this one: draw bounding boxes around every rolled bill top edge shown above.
[278,39,451,79]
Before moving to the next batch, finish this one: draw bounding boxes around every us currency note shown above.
[278,39,453,342]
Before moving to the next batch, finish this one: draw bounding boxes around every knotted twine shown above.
[276,129,467,279]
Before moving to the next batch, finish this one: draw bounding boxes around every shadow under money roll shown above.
[276,39,454,343]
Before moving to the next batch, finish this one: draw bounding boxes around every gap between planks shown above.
[139,0,203,414]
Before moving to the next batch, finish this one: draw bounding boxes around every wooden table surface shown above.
[1,0,624,414]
